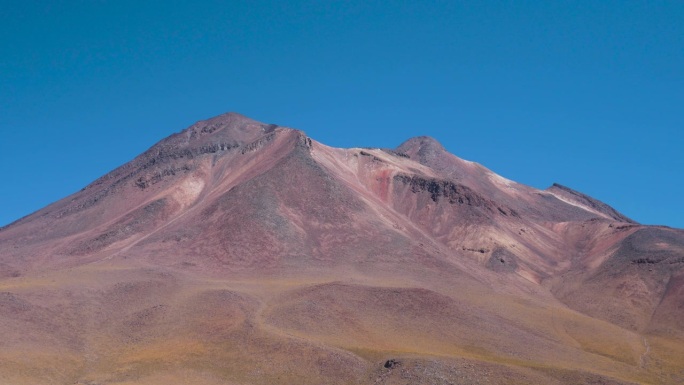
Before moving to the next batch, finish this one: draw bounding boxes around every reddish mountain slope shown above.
[0,112,682,385]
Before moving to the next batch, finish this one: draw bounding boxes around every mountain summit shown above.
[1,113,682,385]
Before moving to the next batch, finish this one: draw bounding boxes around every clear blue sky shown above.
[1,1,682,228]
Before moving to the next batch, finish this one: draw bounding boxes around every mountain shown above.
[1,112,682,385]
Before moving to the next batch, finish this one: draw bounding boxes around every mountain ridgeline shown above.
[0,112,682,385]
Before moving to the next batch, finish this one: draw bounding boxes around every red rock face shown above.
[0,112,682,385]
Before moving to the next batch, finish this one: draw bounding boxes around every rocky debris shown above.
[486,248,519,272]
[359,150,383,162]
[381,149,410,158]
[610,224,639,231]
[632,256,684,266]
[632,258,664,265]
[384,359,400,369]
[462,247,489,254]
[496,207,519,217]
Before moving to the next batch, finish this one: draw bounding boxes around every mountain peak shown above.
[191,111,261,128]
[397,136,445,153]
[395,136,447,163]
[178,112,276,144]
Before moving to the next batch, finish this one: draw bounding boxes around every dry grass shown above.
[1,264,673,384]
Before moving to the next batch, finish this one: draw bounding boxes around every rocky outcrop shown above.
[393,174,518,216]
[241,132,278,154]
[394,174,486,206]
[134,165,192,190]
